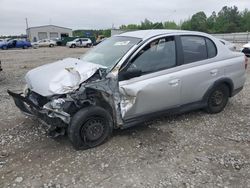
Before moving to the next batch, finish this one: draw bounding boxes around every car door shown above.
[75,39,81,47]
[119,36,181,119]
[178,35,222,105]
[81,39,88,46]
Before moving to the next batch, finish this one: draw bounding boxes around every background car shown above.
[32,39,57,48]
[219,39,236,51]
[66,38,92,48]
[1,39,31,49]
[241,42,250,57]
[0,40,8,50]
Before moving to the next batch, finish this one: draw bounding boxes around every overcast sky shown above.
[0,0,249,35]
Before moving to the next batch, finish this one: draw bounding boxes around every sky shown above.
[0,0,249,35]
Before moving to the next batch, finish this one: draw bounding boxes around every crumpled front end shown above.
[8,68,124,137]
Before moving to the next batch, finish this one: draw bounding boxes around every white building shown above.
[26,25,73,42]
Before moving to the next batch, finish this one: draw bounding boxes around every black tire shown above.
[23,45,28,49]
[86,43,91,48]
[68,106,113,150]
[2,46,7,50]
[49,44,54,47]
[205,84,229,114]
[71,44,76,48]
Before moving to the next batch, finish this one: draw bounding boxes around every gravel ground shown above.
[0,47,250,188]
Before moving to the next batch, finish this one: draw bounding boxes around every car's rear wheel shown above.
[2,46,7,50]
[49,44,54,47]
[23,45,28,49]
[205,84,229,114]
[68,106,113,150]
[86,43,91,48]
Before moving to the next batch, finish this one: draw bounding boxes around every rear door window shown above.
[180,36,217,64]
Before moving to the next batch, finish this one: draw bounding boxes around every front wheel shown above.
[68,106,113,150]
[205,84,229,114]
[2,46,7,50]
[49,44,54,47]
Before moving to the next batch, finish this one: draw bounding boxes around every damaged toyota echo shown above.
[8,30,247,150]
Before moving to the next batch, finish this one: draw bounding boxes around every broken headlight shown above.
[49,98,66,109]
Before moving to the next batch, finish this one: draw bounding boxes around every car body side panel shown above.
[224,55,246,90]
[119,69,181,119]
[179,59,225,104]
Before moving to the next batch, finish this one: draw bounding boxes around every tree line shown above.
[119,6,250,33]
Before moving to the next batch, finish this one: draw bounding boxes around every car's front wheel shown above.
[68,106,113,150]
[71,44,76,48]
[49,44,54,47]
[205,84,229,114]
[2,46,7,50]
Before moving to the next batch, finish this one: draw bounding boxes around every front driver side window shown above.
[128,36,176,74]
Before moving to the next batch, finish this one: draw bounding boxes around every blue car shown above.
[0,41,8,50]
[1,39,32,50]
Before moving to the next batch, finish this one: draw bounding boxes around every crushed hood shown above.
[25,58,104,96]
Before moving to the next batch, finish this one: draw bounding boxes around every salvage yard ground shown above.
[0,47,250,188]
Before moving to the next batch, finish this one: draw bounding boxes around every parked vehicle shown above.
[0,40,8,50]
[32,39,57,48]
[8,30,247,150]
[242,42,250,57]
[6,39,32,49]
[66,38,92,48]
[219,39,236,51]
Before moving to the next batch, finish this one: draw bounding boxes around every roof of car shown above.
[118,29,200,40]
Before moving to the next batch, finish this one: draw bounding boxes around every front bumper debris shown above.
[7,90,69,128]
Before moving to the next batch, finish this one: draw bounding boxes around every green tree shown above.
[181,19,192,30]
[140,19,154,29]
[163,21,179,29]
[241,9,250,31]
[207,11,217,33]
[215,6,242,33]
[190,11,208,32]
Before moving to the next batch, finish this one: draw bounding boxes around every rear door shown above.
[119,36,181,119]
[178,35,222,104]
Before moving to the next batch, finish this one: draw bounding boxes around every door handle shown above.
[169,79,180,86]
[210,69,218,76]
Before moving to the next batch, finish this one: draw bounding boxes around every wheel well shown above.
[203,78,234,101]
[221,81,233,97]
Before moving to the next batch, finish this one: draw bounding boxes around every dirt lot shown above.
[0,47,250,188]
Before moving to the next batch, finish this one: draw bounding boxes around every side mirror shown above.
[119,68,142,80]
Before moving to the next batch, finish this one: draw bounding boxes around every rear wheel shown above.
[23,45,28,49]
[68,106,113,150]
[2,46,7,50]
[205,84,229,114]
[49,44,54,47]
[86,43,91,48]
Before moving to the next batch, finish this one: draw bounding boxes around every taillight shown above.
[245,56,248,70]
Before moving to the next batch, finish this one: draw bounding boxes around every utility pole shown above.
[25,18,30,41]
[25,18,29,29]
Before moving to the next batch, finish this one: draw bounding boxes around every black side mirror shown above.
[119,68,142,80]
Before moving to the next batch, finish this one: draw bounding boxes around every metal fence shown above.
[111,30,250,44]
[212,32,250,43]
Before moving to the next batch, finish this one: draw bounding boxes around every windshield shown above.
[80,36,141,69]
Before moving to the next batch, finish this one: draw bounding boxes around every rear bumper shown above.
[7,90,68,128]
